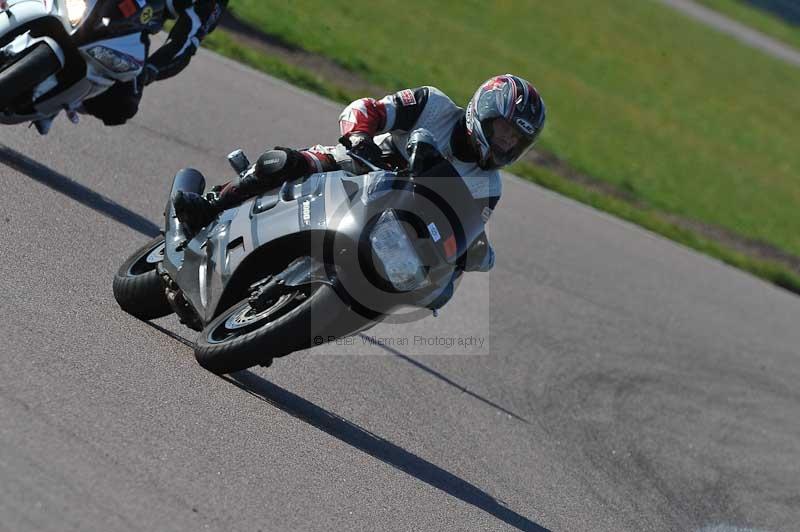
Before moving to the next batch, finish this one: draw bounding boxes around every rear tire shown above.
[0,43,62,110]
[195,284,364,374]
[113,236,172,320]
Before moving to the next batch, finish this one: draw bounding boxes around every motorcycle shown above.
[113,131,488,374]
[0,0,164,134]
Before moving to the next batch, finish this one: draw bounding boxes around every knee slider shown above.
[255,150,290,179]
[254,148,309,182]
[247,149,296,192]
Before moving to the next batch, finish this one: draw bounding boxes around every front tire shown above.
[113,236,172,320]
[0,43,62,110]
[195,284,360,374]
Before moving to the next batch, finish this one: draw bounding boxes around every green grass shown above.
[225,0,800,260]
[202,29,354,103]
[694,0,800,50]
[513,162,800,294]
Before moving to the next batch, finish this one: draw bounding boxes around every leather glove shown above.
[342,132,383,167]
[407,128,443,175]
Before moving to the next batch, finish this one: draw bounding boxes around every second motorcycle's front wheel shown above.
[194,284,348,374]
[0,43,62,110]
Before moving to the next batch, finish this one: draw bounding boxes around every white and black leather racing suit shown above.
[83,0,227,126]
[146,0,227,83]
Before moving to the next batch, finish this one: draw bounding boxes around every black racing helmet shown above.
[465,74,546,170]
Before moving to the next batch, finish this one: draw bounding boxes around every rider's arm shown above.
[144,0,227,83]
[339,87,431,138]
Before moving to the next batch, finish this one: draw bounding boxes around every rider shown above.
[82,0,228,126]
[174,74,546,273]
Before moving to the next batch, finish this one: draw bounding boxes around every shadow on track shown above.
[0,143,159,237]
[359,334,531,424]
[144,321,196,348]
[223,370,549,532]
[142,325,545,528]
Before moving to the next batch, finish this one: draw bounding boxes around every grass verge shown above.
[513,162,800,294]
[202,29,354,103]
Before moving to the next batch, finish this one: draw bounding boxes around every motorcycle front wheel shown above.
[195,283,348,374]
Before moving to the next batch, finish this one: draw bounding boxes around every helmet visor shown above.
[482,117,536,168]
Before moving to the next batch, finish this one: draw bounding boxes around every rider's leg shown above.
[173,146,339,234]
[82,81,142,126]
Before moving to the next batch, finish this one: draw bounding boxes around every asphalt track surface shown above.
[1,50,799,532]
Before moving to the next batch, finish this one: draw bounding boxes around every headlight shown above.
[65,0,87,26]
[369,210,430,292]
[86,45,143,73]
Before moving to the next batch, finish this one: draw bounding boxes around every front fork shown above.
[249,256,336,311]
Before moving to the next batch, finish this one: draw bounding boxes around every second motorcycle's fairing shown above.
[0,0,164,127]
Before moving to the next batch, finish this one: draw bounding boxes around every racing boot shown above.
[172,190,222,236]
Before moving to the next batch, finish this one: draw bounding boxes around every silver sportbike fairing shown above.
[114,136,489,374]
